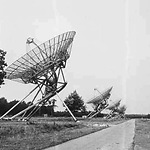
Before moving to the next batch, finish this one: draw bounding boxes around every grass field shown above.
[0,117,126,150]
[134,119,150,150]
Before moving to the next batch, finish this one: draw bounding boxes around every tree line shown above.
[0,90,87,117]
[0,97,56,117]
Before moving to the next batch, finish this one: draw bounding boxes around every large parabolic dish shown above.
[5,31,76,84]
[1,31,77,121]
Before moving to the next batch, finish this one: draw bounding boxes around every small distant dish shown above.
[86,87,113,118]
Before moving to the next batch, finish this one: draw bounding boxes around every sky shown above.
[0,0,150,114]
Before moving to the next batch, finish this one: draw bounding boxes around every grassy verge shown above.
[134,119,150,149]
[0,117,125,150]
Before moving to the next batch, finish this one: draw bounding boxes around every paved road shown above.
[44,119,135,150]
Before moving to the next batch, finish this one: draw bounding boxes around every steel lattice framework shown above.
[1,31,77,121]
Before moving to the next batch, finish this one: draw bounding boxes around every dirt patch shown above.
[134,119,150,150]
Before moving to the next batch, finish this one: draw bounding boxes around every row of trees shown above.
[0,97,56,116]
[0,91,86,117]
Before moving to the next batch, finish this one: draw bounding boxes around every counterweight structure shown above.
[0,31,77,121]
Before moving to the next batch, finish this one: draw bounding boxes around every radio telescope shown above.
[105,100,126,119]
[0,31,77,121]
[86,87,112,118]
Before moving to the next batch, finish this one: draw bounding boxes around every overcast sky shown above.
[0,0,150,114]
